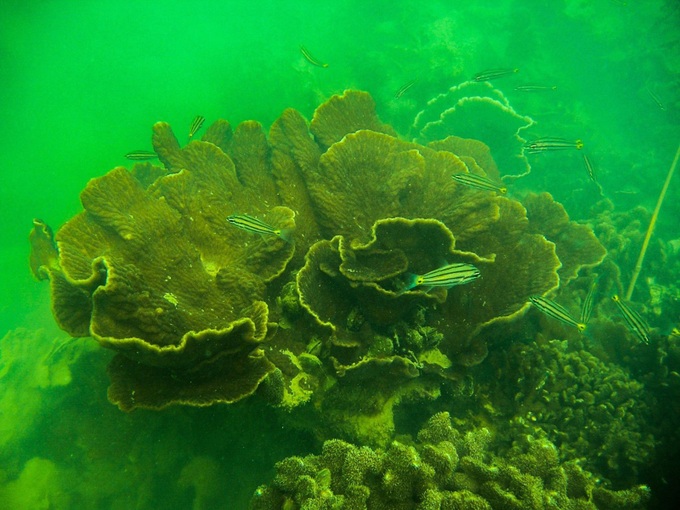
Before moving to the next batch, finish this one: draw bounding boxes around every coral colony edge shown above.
[29,90,658,509]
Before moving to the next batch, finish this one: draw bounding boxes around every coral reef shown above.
[30,90,605,439]
[15,3,680,507]
[249,411,651,509]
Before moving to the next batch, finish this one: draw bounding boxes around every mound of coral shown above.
[250,411,650,510]
[29,90,605,423]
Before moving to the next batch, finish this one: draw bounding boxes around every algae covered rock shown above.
[0,457,70,509]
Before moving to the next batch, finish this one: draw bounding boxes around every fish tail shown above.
[397,273,419,292]
[278,228,294,243]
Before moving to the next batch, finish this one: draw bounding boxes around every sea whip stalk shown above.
[626,142,680,300]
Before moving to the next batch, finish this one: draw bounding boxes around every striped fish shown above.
[227,214,292,242]
[406,262,480,290]
[188,115,205,140]
[395,80,416,99]
[580,279,598,324]
[582,153,597,182]
[300,46,328,68]
[530,295,586,332]
[125,150,157,160]
[646,87,666,111]
[524,137,584,154]
[514,85,557,92]
[473,68,519,82]
[612,295,650,344]
[452,173,507,194]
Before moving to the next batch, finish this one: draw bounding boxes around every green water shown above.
[1,0,678,508]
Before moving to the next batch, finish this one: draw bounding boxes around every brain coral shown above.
[30,90,605,416]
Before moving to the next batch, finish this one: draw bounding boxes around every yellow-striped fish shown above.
[524,137,584,154]
[530,296,586,332]
[612,295,650,344]
[227,214,292,242]
[188,115,205,140]
[125,150,157,160]
[300,46,328,68]
[406,262,480,290]
[473,68,519,82]
[452,173,507,194]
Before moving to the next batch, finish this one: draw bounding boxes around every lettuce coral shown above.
[30,89,605,420]
[412,80,535,179]
[523,192,607,284]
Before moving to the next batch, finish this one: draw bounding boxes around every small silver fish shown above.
[227,214,292,242]
[473,68,519,82]
[524,137,584,154]
[530,295,586,332]
[452,173,507,194]
[406,262,480,290]
[125,150,157,160]
[515,85,557,92]
[188,115,205,140]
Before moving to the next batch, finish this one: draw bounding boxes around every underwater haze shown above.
[1,0,679,509]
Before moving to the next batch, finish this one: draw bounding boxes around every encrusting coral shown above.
[249,411,651,510]
[30,90,605,422]
[479,336,655,489]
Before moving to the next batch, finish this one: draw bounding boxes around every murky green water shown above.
[1,1,678,508]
